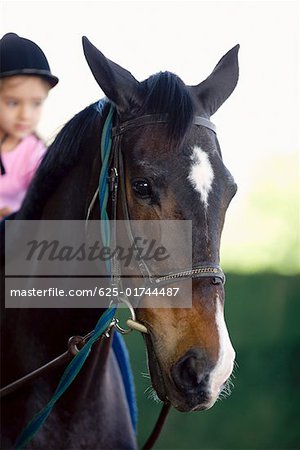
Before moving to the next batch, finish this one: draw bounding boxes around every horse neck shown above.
[1,104,137,448]
[1,114,105,370]
[1,308,134,447]
[37,140,101,220]
[1,101,110,388]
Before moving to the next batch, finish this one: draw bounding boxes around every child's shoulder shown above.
[22,133,44,147]
[19,134,46,154]
[9,134,47,167]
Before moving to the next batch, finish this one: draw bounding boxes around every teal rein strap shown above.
[100,103,114,274]
[14,309,116,450]
[14,103,116,449]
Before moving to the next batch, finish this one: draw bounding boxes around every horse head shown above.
[83,37,239,413]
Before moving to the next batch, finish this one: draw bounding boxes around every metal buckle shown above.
[112,296,148,334]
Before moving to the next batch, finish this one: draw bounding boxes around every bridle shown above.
[84,110,225,322]
[108,112,225,299]
[0,107,226,449]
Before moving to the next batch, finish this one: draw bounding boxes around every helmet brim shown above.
[0,69,59,88]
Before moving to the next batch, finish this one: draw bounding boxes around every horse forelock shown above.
[139,72,194,143]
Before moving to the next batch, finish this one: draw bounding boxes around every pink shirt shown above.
[0,134,46,212]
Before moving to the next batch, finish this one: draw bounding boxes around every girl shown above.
[0,33,58,218]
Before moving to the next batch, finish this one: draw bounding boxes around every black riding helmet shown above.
[0,33,59,88]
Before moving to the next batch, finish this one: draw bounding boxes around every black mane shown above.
[140,71,194,141]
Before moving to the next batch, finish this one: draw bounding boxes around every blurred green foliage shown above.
[122,273,300,449]
[221,154,300,274]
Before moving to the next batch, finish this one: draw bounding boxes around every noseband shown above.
[107,112,225,295]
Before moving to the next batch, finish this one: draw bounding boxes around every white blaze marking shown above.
[188,146,214,207]
[210,296,236,400]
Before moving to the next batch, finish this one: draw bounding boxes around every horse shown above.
[0,37,239,449]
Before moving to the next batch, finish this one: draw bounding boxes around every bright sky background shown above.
[1,0,299,273]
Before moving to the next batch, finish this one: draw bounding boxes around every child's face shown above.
[0,76,49,140]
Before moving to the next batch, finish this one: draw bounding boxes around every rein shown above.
[1,103,223,449]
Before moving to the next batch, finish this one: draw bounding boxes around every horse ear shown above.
[193,45,240,117]
[82,36,143,112]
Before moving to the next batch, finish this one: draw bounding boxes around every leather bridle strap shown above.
[193,116,217,133]
[142,402,171,450]
[0,334,94,399]
[113,113,217,135]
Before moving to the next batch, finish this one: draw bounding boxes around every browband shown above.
[193,116,216,133]
[112,114,216,136]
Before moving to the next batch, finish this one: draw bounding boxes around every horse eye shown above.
[132,179,152,199]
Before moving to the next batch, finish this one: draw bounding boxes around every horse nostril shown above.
[171,350,211,397]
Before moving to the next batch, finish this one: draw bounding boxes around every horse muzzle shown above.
[145,334,235,412]
[170,349,213,408]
